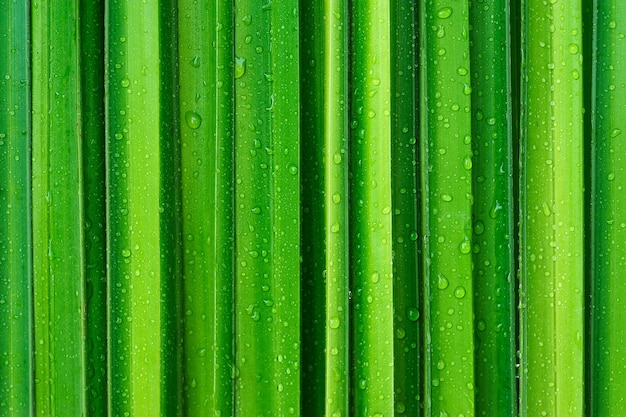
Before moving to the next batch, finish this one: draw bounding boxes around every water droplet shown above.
[120,78,130,88]
[454,286,466,299]
[289,165,298,175]
[477,319,486,331]
[607,172,615,181]
[121,249,131,257]
[457,67,468,76]
[242,14,252,25]
[251,206,261,214]
[407,307,419,322]
[185,111,202,129]
[333,152,342,164]
[441,194,453,202]
[489,200,502,218]
[611,128,622,138]
[371,272,380,283]
[542,202,551,217]
[437,273,449,290]
[474,220,485,235]
[437,7,453,18]
[329,317,340,329]
[459,239,471,254]
[568,43,579,54]
[191,55,200,68]
[463,155,472,170]
[332,193,341,204]
[235,57,246,79]
[437,359,446,369]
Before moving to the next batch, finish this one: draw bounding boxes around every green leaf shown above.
[350,0,395,414]
[591,1,626,414]
[177,0,235,414]
[0,1,32,414]
[31,0,87,414]
[105,0,182,414]
[300,0,350,415]
[519,0,585,415]
[469,0,517,415]
[233,0,301,415]
[390,0,420,414]
[420,1,476,416]
[80,1,108,414]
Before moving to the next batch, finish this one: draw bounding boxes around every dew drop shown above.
[437,6,453,18]
[454,286,466,299]
[459,239,471,254]
[437,273,449,290]
[235,57,247,79]
[185,111,202,130]
[329,317,340,329]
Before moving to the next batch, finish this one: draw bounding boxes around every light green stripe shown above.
[350,0,395,415]
[178,0,234,414]
[519,0,584,415]
[420,1,476,416]
[234,0,301,414]
[106,0,181,414]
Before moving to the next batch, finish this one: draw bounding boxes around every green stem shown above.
[469,0,516,415]
[591,0,626,414]
[0,1,32,415]
[350,0,395,415]
[233,0,301,414]
[390,0,420,414]
[178,0,234,414]
[420,1,475,416]
[105,0,182,414]
[519,0,584,416]
[31,0,86,414]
